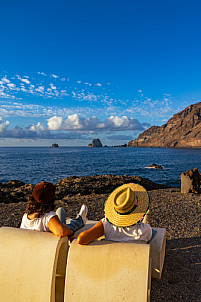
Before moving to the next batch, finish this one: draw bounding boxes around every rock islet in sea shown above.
[88,138,102,147]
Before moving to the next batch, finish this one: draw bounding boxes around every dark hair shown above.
[25,195,55,218]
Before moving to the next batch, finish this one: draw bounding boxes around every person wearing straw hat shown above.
[20,181,88,239]
[77,183,152,245]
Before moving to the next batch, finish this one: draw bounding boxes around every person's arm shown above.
[77,220,104,245]
[48,215,73,238]
[142,209,150,224]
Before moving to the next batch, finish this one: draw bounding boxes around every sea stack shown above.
[88,139,103,147]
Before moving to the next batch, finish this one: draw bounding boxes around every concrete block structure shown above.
[71,220,166,279]
[0,221,165,302]
[150,227,166,279]
[0,227,68,302]
[65,240,151,302]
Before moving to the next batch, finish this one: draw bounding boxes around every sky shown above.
[0,0,201,146]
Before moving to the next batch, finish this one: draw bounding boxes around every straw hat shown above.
[105,183,149,227]
[32,182,56,203]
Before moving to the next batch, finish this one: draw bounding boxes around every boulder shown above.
[88,139,102,147]
[181,168,201,193]
[148,164,163,169]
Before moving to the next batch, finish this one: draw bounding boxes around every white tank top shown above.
[20,211,56,232]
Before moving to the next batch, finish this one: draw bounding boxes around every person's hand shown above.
[77,220,104,245]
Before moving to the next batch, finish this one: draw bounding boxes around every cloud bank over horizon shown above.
[0,113,150,140]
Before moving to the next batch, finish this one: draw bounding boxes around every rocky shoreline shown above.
[0,175,200,301]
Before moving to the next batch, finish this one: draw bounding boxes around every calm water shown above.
[0,147,201,187]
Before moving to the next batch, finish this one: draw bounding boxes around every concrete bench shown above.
[70,220,166,279]
[0,222,165,302]
[0,227,68,302]
[65,240,151,302]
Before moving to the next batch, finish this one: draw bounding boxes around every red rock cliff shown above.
[128,102,201,148]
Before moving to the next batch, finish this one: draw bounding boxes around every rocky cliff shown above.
[128,102,201,148]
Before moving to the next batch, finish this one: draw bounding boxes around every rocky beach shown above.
[0,174,200,302]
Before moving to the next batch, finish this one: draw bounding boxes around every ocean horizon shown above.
[0,146,201,187]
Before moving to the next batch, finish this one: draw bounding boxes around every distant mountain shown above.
[128,102,201,148]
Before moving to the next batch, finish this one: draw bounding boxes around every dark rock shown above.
[128,102,201,148]
[52,143,59,147]
[112,144,128,147]
[2,180,25,188]
[181,168,201,193]
[0,175,170,204]
[88,138,103,147]
[148,164,163,169]
[55,174,169,199]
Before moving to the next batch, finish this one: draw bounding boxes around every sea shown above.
[0,146,201,187]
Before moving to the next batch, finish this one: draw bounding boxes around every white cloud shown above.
[0,91,16,99]
[38,72,47,76]
[1,77,10,84]
[0,117,9,133]
[106,116,129,127]
[64,114,84,130]
[21,78,30,84]
[0,72,175,124]
[7,83,16,89]
[35,86,45,93]
[20,86,27,92]
[104,116,149,130]
[46,114,150,132]
[18,77,30,84]
[51,74,58,78]
[47,116,63,130]
[30,122,45,131]
[50,83,57,90]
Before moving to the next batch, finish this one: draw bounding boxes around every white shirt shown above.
[101,217,152,243]
[20,211,56,232]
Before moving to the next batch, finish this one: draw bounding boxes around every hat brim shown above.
[105,183,150,227]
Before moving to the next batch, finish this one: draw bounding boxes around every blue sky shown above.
[0,0,201,146]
